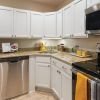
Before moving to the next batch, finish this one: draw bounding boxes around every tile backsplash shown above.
[0,35,100,52]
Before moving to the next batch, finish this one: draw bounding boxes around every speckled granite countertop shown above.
[0,51,93,65]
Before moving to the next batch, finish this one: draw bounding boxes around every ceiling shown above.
[31,0,66,6]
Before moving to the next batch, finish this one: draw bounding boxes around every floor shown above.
[11,92,56,100]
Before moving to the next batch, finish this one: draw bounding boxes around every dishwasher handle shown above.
[8,56,29,63]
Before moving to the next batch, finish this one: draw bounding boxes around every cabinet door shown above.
[63,4,74,38]
[14,9,30,38]
[61,72,72,100]
[51,65,61,98]
[31,12,44,38]
[0,6,13,38]
[57,10,63,37]
[87,0,92,8]
[87,0,100,8]
[44,12,57,37]
[29,56,36,92]
[36,63,50,88]
[92,0,100,5]
[73,0,87,37]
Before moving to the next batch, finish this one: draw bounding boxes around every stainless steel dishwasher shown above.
[0,61,8,100]
[6,56,29,99]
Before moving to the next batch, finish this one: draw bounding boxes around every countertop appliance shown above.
[1,43,18,53]
[0,56,29,99]
[2,43,11,53]
[86,3,100,35]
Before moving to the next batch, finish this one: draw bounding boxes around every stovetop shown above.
[72,59,100,79]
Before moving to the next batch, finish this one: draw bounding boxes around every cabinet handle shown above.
[48,65,50,67]
[62,66,67,70]
[57,70,61,74]
[62,66,64,68]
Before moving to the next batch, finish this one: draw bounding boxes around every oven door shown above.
[72,68,77,100]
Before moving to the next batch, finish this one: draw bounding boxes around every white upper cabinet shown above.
[0,6,13,38]
[73,0,87,37]
[30,12,44,38]
[14,9,30,38]
[44,12,57,37]
[87,0,100,8]
[57,9,63,37]
[63,3,74,38]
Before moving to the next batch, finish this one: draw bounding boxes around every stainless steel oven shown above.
[72,67,100,100]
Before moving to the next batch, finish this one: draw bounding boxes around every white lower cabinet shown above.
[61,72,72,100]
[32,56,72,100]
[51,58,72,100]
[29,56,36,93]
[51,65,62,98]
[36,63,50,88]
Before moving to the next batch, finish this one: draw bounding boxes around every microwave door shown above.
[86,4,100,34]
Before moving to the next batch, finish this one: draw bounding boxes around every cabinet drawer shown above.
[51,58,72,75]
[51,58,63,69]
[61,63,72,75]
[36,56,50,63]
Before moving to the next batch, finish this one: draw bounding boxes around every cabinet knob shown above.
[62,66,64,68]
[53,61,56,65]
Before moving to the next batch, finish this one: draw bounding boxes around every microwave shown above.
[86,3,100,35]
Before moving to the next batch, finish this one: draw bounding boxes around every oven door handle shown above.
[71,68,78,74]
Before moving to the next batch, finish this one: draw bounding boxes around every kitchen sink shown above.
[38,51,57,54]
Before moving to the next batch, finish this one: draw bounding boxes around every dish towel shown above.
[91,80,97,100]
[75,72,88,100]
[97,82,100,100]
